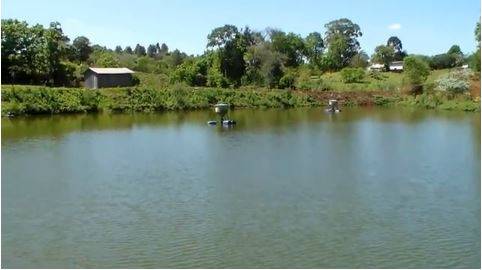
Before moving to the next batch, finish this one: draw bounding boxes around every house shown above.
[84,67,135,89]
[368,63,384,71]
[389,61,403,72]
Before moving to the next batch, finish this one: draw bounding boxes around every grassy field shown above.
[301,69,451,92]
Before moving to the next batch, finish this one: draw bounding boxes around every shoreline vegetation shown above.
[2,18,480,116]
[2,71,480,116]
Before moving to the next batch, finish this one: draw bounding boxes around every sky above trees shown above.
[2,0,480,56]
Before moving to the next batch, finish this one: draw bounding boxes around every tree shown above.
[159,43,169,56]
[167,49,185,67]
[404,56,430,88]
[207,25,246,84]
[476,20,481,50]
[243,43,286,88]
[72,36,92,62]
[350,51,369,68]
[147,44,157,57]
[447,45,464,67]
[124,46,133,54]
[471,20,481,72]
[95,52,120,67]
[321,34,349,70]
[324,18,362,69]
[371,45,395,71]
[387,36,402,52]
[304,32,324,67]
[430,53,454,69]
[269,30,305,67]
[115,45,123,53]
[387,36,406,60]
[134,44,146,56]
[207,24,239,48]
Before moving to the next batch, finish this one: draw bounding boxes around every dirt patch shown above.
[296,90,394,106]
[470,77,480,97]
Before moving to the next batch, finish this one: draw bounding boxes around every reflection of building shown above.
[389,61,404,72]
[84,67,135,89]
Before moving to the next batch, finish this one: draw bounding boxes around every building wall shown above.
[84,70,97,89]
[84,71,133,89]
[97,74,133,88]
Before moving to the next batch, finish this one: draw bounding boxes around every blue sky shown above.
[2,0,480,56]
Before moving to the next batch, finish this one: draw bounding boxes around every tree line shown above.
[1,18,480,88]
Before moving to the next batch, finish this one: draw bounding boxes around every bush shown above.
[279,73,296,89]
[131,74,140,86]
[435,70,470,93]
[368,70,384,80]
[404,56,430,86]
[340,68,365,83]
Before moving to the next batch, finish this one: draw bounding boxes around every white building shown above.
[389,61,404,72]
[368,63,384,71]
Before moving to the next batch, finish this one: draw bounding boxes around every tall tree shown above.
[371,45,395,71]
[147,44,157,57]
[207,25,246,84]
[115,45,123,53]
[207,24,239,48]
[304,32,324,67]
[269,30,305,67]
[134,44,146,56]
[350,51,369,68]
[159,43,169,56]
[72,36,92,62]
[124,46,133,54]
[447,45,464,67]
[386,36,406,60]
[324,18,363,69]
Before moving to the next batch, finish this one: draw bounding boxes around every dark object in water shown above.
[325,99,341,113]
[222,120,236,125]
[207,120,236,126]
[325,108,341,113]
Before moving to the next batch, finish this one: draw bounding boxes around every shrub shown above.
[404,56,430,86]
[435,70,470,93]
[340,67,365,83]
[368,70,384,80]
[131,74,141,86]
[279,73,296,89]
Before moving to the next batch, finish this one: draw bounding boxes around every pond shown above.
[2,108,480,268]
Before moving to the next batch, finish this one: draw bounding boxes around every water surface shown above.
[2,108,480,268]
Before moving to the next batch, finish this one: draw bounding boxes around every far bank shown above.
[1,84,480,117]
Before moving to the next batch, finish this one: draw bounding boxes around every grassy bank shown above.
[1,85,319,116]
[2,84,479,116]
[2,68,480,116]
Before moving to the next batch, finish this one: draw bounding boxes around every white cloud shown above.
[388,23,402,30]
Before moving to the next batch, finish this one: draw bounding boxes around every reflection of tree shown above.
[3,108,479,143]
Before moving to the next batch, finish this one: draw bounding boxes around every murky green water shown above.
[2,108,480,268]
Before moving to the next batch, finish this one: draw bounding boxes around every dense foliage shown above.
[1,85,318,115]
[340,68,365,83]
[1,17,480,94]
[404,56,430,85]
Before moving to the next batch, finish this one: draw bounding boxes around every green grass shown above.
[309,69,452,92]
